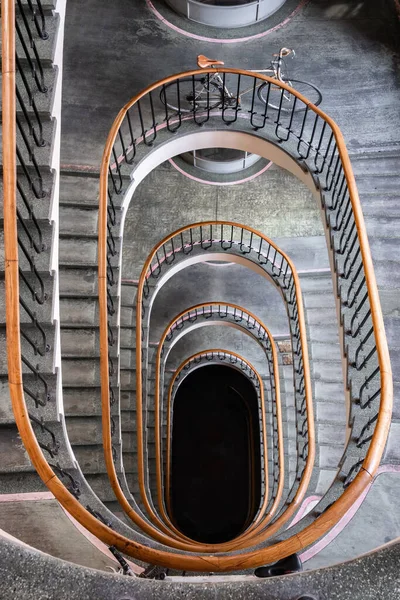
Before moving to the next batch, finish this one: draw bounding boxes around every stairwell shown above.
[1,0,400,595]
[0,0,59,499]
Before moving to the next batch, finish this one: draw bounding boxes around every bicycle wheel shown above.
[257,79,322,112]
[160,78,223,113]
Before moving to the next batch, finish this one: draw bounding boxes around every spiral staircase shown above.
[0,0,399,598]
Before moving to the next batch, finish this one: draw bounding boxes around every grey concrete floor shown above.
[61,0,400,167]
[0,499,119,571]
[305,472,400,570]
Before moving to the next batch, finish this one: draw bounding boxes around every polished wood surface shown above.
[164,348,270,531]
[134,229,314,551]
[2,17,391,566]
[158,308,284,544]
[84,66,394,561]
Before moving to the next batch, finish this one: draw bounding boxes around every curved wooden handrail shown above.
[164,348,270,531]
[154,304,284,544]
[134,225,314,550]
[96,66,391,562]
[1,8,390,566]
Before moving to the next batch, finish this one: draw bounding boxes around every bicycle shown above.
[160,48,322,113]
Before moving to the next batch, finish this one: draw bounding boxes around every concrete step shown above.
[124,473,141,497]
[0,471,46,494]
[72,445,131,475]
[60,327,112,357]
[0,425,34,473]
[0,275,53,324]
[59,173,101,206]
[315,468,338,495]
[120,347,135,369]
[370,237,400,264]
[0,221,53,272]
[0,170,54,220]
[299,271,333,293]
[319,445,344,469]
[0,379,14,425]
[1,374,58,426]
[17,0,57,14]
[310,342,341,361]
[313,360,344,383]
[355,175,400,194]
[303,291,336,310]
[307,324,340,344]
[392,382,400,420]
[269,236,330,272]
[120,305,135,327]
[122,431,136,450]
[15,10,59,63]
[59,205,99,236]
[366,217,400,239]
[120,410,137,433]
[120,368,135,388]
[361,198,400,219]
[0,327,54,375]
[59,234,98,266]
[121,452,136,474]
[318,423,347,446]
[305,307,338,326]
[380,316,400,350]
[58,266,99,296]
[65,416,103,445]
[84,473,118,503]
[59,297,99,326]
[14,65,58,116]
[62,386,105,417]
[103,501,133,525]
[62,357,100,386]
[120,284,137,306]
[120,389,136,411]
[120,327,136,347]
[379,289,400,317]
[373,259,400,290]
[351,153,400,175]
[316,399,347,424]
[382,420,400,463]
[0,115,55,167]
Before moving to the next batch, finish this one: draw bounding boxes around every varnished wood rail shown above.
[164,349,268,537]
[133,226,314,551]
[163,348,271,531]
[154,306,285,545]
[3,2,392,565]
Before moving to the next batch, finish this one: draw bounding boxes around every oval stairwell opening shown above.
[170,364,262,543]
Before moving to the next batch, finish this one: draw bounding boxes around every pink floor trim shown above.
[288,495,321,528]
[145,0,309,44]
[300,464,400,562]
[0,492,54,502]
